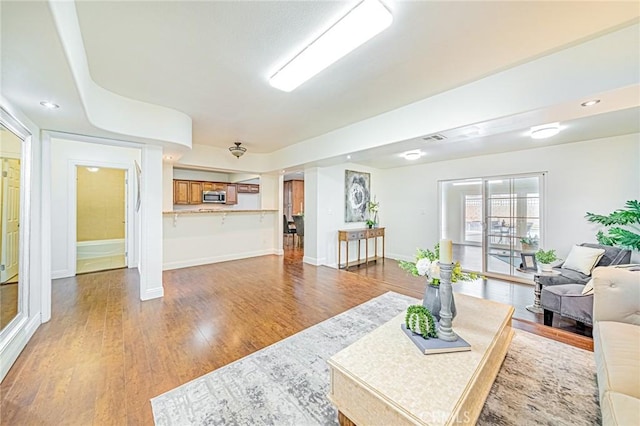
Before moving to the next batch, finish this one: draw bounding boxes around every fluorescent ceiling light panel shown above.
[269,0,392,92]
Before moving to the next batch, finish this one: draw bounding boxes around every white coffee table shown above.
[327,294,514,426]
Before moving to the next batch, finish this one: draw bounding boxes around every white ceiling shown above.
[1,1,639,166]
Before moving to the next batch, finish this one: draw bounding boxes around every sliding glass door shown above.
[440,173,544,281]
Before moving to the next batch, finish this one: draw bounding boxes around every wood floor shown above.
[0,283,18,330]
[0,249,592,425]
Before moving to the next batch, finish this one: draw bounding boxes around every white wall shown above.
[260,174,279,210]
[235,193,260,210]
[162,162,173,211]
[312,163,381,268]
[50,138,141,278]
[377,133,640,263]
[163,211,278,270]
[0,130,22,158]
[173,168,230,182]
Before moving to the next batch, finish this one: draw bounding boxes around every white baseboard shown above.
[51,268,74,279]
[141,287,164,301]
[163,249,279,271]
[0,314,41,382]
[303,256,326,266]
[385,252,410,262]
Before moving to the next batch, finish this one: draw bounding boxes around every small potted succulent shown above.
[535,249,557,272]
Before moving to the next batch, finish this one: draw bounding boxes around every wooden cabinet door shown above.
[225,184,238,205]
[249,184,260,193]
[174,180,190,205]
[291,180,304,215]
[189,181,203,204]
[237,184,250,193]
[203,182,214,191]
[212,182,226,191]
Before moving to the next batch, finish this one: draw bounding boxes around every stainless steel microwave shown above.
[203,190,226,203]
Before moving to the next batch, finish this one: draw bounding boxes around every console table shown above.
[338,227,385,270]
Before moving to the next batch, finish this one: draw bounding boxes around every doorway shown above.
[1,158,20,284]
[76,166,127,274]
[0,157,20,331]
[440,173,544,282]
[283,172,304,253]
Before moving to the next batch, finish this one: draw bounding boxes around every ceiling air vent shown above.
[422,134,447,142]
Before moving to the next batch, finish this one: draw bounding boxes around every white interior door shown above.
[1,158,20,283]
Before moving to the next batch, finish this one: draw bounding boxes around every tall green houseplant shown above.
[585,200,640,251]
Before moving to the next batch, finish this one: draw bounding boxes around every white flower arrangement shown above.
[399,243,480,286]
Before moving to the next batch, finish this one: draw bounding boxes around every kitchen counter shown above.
[163,209,278,215]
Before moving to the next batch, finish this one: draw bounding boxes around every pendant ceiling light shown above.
[229,141,247,158]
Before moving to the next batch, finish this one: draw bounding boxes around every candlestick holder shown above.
[437,262,458,342]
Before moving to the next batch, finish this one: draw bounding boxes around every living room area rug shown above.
[151,292,600,425]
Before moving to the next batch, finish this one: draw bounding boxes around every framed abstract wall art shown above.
[344,170,370,222]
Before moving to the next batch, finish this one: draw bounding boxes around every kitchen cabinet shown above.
[174,180,190,205]
[225,184,238,205]
[189,181,203,204]
[238,184,260,193]
[284,180,304,219]
[174,179,257,205]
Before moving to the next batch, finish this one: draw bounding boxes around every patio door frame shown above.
[439,172,546,284]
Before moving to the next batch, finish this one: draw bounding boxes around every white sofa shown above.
[592,266,640,425]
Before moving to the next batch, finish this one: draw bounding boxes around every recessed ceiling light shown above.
[347,155,352,160]
[86,167,100,173]
[530,123,560,139]
[402,150,424,160]
[269,0,393,92]
[40,101,59,109]
[581,99,600,107]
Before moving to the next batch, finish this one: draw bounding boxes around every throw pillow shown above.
[562,245,606,276]
[581,278,594,295]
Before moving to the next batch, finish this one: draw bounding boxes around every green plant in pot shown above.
[535,249,557,272]
[585,200,640,251]
[366,197,380,228]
